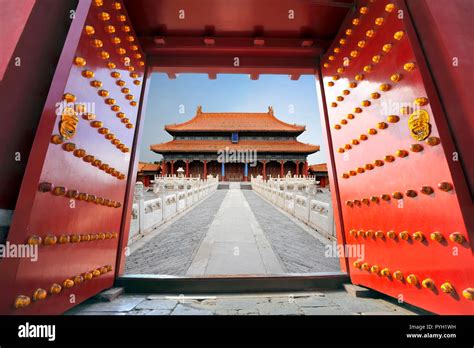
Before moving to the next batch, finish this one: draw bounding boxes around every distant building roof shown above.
[151,139,319,154]
[309,163,328,173]
[164,106,306,134]
[138,162,160,172]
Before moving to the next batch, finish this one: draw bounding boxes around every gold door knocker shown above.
[408,109,431,141]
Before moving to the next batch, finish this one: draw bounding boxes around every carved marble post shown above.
[135,181,145,235]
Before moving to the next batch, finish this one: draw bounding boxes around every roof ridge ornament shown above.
[268,106,274,116]
[197,105,202,115]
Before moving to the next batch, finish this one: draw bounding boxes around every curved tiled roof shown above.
[138,162,160,172]
[165,108,306,133]
[150,139,319,154]
[309,163,327,172]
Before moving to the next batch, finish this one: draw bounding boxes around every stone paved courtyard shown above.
[125,190,228,275]
[66,291,419,316]
[125,185,340,275]
[243,190,339,273]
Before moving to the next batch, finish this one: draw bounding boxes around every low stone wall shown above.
[129,177,219,245]
[251,176,336,240]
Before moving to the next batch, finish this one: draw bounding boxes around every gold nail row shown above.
[76,106,131,153]
[336,109,431,152]
[330,62,416,111]
[353,260,473,301]
[78,57,140,106]
[326,30,404,88]
[77,54,142,80]
[82,68,139,108]
[93,0,122,10]
[348,229,465,244]
[332,89,397,131]
[324,3,397,68]
[85,5,144,66]
[341,139,440,180]
[89,119,132,152]
[88,36,141,62]
[14,265,113,309]
[327,32,405,87]
[51,135,126,180]
[83,21,142,72]
[345,182,453,206]
[26,232,118,246]
[81,67,141,86]
[107,70,140,108]
[97,84,137,124]
[38,182,123,208]
[326,27,405,90]
[90,118,130,151]
[63,89,136,132]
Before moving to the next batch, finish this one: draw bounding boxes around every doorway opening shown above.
[123,72,343,278]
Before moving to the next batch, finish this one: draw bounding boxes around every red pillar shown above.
[185,160,189,177]
[321,177,327,188]
[295,160,299,176]
[262,160,267,180]
[280,160,284,177]
[171,160,174,176]
[162,160,167,176]
[304,161,308,177]
[203,160,207,179]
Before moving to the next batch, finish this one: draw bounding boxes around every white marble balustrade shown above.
[251,175,336,240]
[129,175,219,245]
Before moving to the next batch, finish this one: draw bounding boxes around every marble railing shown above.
[251,176,336,240]
[129,176,219,245]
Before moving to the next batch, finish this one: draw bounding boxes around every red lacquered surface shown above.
[321,0,473,314]
[406,0,474,197]
[0,0,146,315]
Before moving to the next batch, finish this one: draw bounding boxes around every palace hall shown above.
[151,106,319,181]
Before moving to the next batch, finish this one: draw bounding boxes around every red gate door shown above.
[0,0,146,314]
[319,0,473,314]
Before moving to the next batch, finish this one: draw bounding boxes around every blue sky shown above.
[139,73,327,165]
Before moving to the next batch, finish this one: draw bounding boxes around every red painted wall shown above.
[0,0,35,81]
[0,0,78,210]
[406,0,474,198]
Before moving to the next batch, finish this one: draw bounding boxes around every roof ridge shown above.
[164,109,307,132]
[150,138,320,154]
[266,111,306,130]
[199,111,306,128]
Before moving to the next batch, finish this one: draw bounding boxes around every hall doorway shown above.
[124,72,340,278]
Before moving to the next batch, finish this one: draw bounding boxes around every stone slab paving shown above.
[126,187,339,276]
[242,190,340,273]
[187,188,284,275]
[124,190,227,275]
[66,290,419,315]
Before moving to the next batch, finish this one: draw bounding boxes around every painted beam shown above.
[139,36,329,58]
[148,56,318,76]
